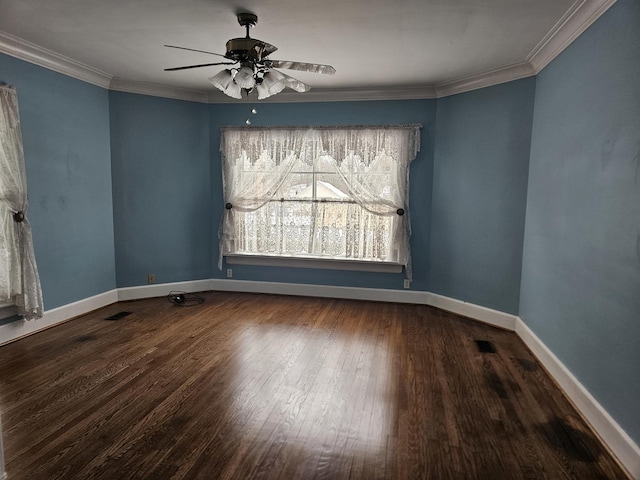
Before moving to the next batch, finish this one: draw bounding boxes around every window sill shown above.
[225,254,403,273]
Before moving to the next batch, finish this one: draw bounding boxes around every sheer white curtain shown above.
[0,84,43,320]
[219,125,421,278]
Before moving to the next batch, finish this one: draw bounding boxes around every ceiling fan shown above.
[164,12,336,100]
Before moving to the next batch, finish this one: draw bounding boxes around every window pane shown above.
[233,201,396,262]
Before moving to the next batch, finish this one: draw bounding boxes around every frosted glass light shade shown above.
[234,66,256,89]
[256,71,286,99]
[224,81,243,99]
[208,70,233,91]
[209,69,242,99]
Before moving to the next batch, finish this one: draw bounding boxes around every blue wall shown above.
[209,100,436,291]
[0,54,115,310]
[109,92,212,287]
[431,79,535,314]
[520,0,640,444]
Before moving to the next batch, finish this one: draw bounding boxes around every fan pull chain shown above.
[245,107,258,125]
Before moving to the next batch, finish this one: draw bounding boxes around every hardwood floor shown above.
[0,292,629,479]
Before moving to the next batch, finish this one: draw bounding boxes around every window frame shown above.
[219,125,421,276]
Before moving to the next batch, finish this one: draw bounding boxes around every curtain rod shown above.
[221,124,422,131]
[0,83,16,93]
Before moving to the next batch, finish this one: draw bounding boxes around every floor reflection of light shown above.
[229,324,394,454]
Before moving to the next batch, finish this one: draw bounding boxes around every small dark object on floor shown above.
[475,339,497,353]
[173,293,186,304]
[105,311,133,321]
[167,291,205,307]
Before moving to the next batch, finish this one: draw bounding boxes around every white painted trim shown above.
[207,85,438,104]
[207,279,517,330]
[212,278,418,302]
[515,317,640,479]
[116,279,213,302]
[0,31,112,88]
[0,290,118,346]
[528,0,617,73]
[113,279,517,331]
[422,292,517,330]
[435,61,536,99]
[108,77,210,103]
[226,255,403,273]
[0,0,615,103]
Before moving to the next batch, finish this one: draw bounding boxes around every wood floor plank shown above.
[0,292,630,479]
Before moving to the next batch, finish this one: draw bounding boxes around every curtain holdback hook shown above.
[13,211,25,222]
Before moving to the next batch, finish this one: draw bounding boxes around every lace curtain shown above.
[0,84,43,319]
[219,125,421,278]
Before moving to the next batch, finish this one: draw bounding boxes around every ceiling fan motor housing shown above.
[226,38,266,61]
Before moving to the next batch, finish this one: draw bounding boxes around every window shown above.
[219,126,420,277]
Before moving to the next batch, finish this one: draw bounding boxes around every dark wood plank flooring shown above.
[0,292,629,479]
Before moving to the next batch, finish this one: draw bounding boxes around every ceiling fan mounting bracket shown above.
[237,13,258,29]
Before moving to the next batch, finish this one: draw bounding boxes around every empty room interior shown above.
[0,0,638,478]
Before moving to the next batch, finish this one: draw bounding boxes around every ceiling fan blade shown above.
[273,70,311,93]
[164,44,227,58]
[269,60,335,75]
[165,62,236,72]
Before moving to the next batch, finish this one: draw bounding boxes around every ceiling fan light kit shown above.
[165,12,335,100]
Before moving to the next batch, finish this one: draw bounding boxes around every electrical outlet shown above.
[403,279,410,289]
[226,269,233,278]
[148,273,156,284]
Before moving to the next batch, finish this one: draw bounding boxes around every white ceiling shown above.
[0,0,614,101]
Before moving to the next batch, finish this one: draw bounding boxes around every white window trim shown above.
[225,254,403,273]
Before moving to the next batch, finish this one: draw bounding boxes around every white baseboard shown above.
[515,317,640,479]
[422,291,517,330]
[117,279,518,331]
[208,279,518,331]
[0,289,118,346]
[117,279,213,302]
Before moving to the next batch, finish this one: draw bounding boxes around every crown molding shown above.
[108,77,210,103]
[0,0,617,102]
[206,85,438,104]
[0,30,112,88]
[435,61,536,98]
[528,0,617,73]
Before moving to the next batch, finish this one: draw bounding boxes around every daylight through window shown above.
[219,125,421,277]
